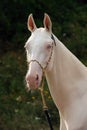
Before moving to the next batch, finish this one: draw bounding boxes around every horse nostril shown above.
[36,74,39,81]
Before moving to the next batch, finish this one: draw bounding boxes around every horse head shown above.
[25,13,55,90]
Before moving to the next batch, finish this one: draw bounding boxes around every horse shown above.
[25,13,87,130]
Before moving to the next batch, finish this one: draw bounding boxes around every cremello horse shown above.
[25,13,87,130]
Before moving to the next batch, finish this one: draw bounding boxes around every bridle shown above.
[27,34,56,73]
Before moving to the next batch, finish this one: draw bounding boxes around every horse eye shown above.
[46,44,52,50]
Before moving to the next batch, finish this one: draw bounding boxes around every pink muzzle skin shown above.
[25,61,43,91]
[26,73,40,90]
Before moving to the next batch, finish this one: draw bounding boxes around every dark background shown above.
[0,0,87,129]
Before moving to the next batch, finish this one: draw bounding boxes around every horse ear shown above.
[27,14,37,32]
[44,13,52,32]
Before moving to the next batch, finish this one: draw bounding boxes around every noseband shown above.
[28,34,56,73]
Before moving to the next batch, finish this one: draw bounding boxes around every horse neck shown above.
[45,35,86,112]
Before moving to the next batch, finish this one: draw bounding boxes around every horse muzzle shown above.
[26,74,39,89]
[25,67,42,91]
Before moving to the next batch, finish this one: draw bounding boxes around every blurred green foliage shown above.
[0,51,59,129]
[0,0,87,58]
[0,0,87,129]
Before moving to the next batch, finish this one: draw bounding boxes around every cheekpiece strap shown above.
[51,34,56,46]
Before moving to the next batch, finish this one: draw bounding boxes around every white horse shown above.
[25,13,87,130]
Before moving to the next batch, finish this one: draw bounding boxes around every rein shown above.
[28,34,56,130]
[39,73,54,130]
